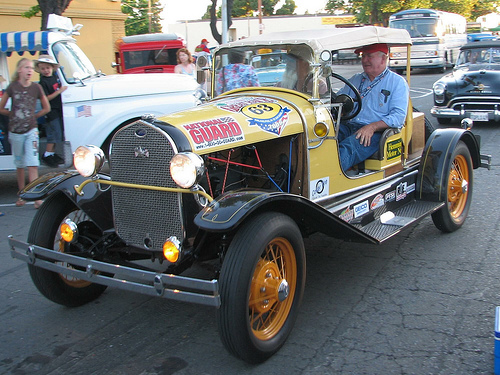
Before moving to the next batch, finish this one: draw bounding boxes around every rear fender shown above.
[416,128,480,202]
[194,190,376,243]
[19,171,113,231]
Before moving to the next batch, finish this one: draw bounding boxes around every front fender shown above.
[194,189,376,243]
[20,171,113,231]
[416,128,480,202]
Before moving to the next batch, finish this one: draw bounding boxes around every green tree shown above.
[326,0,499,24]
[276,0,297,15]
[21,0,72,30]
[121,0,163,36]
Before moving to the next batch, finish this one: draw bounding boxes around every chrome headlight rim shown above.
[170,152,205,189]
[73,145,106,177]
[433,82,446,96]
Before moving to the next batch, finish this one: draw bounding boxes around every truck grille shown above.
[109,120,183,251]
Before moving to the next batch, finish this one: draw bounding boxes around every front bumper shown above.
[8,236,220,308]
[431,106,500,122]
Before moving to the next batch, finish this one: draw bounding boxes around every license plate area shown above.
[470,112,489,121]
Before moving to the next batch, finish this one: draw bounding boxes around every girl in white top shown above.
[174,48,196,79]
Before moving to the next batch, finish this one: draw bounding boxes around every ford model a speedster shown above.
[9,27,491,363]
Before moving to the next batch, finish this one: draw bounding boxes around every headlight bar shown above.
[74,178,213,202]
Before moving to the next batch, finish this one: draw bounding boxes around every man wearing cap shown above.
[195,39,210,54]
[336,43,409,172]
[35,54,67,167]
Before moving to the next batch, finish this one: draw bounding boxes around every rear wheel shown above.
[27,193,107,307]
[217,212,306,363]
[431,141,473,232]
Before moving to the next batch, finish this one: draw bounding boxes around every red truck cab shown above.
[114,33,185,74]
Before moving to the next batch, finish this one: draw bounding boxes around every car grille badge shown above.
[134,146,150,158]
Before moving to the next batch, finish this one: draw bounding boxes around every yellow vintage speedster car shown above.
[9,26,491,363]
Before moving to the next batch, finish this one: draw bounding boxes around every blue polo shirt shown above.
[339,68,409,129]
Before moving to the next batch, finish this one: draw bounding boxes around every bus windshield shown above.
[389,18,437,38]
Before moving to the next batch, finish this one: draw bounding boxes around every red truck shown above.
[113,33,185,74]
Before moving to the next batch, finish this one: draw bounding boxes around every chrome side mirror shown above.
[461,118,473,130]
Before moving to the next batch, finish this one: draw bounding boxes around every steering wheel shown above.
[331,72,362,121]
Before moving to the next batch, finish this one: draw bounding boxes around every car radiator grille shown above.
[109,120,183,251]
[450,98,500,111]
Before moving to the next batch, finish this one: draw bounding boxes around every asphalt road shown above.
[1,68,499,375]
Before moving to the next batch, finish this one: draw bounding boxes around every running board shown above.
[353,200,444,243]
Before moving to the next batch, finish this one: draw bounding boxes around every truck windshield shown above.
[52,41,97,83]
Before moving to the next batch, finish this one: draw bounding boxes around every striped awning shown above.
[0,31,49,56]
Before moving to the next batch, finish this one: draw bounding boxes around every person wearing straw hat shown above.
[35,54,67,168]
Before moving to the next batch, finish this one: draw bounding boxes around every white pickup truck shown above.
[0,14,202,170]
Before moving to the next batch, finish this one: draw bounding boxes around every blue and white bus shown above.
[388,9,467,73]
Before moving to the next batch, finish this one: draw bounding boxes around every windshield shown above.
[123,47,179,70]
[213,44,315,96]
[457,47,500,66]
[52,41,97,83]
[390,19,437,38]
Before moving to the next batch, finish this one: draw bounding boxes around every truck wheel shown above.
[217,212,306,363]
[431,141,473,233]
[27,192,107,307]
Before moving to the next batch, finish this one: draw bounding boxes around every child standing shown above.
[0,58,50,208]
[35,55,67,167]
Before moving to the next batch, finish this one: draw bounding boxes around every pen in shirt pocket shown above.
[381,89,390,103]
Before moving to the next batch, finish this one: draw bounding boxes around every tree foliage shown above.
[122,0,163,36]
[21,0,72,30]
[326,0,499,25]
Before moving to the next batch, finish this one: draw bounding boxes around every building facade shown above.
[0,0,126,75]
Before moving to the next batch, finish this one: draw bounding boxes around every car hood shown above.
[442,66,500,95]
[158,91,309,154]
[83,73,200,100]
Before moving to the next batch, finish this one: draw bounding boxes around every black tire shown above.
[431,141,473,233]
[437,117,452,125]
[217,212,306,363]
[27,192,107,307]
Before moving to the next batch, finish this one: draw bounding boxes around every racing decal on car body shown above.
[310,177,329,200]
[182,116,245,151]
[216,97,275,113]
[339,206,354,223]
[385,190,396,203]
[242,102,291,136]
[395,182,415,202]
[354,200,370,218]
[370,194,385,210]
[387,138,402,160]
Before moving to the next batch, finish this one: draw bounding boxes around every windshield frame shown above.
[51,40,97,83]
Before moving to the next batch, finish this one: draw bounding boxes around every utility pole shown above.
[148,0,152,33]
[258,0,262,34]
[222,0,228,43]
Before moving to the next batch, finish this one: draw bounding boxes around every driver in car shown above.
[336,43,409,172]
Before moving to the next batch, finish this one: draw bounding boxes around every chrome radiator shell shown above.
[109,120,184,251]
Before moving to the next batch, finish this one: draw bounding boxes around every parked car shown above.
[9,26,491,364]
[467,32,497,42]
[0,15,202,171]
[431,40,500,124]
[250,51,287,86]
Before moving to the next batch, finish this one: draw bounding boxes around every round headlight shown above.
[170,152,204,188]
[73,145,105,177]
[433,82,446,96]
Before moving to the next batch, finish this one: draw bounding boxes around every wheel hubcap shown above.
[249,237,297,340]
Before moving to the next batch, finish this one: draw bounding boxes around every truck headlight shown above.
[73,145,106,177]
[170,152,204,188]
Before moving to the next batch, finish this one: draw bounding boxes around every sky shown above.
[160,0,328,25]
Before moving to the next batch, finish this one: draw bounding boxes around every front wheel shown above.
[431,141,473,232]
[27,192,108,307]
[217,212,306,363]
